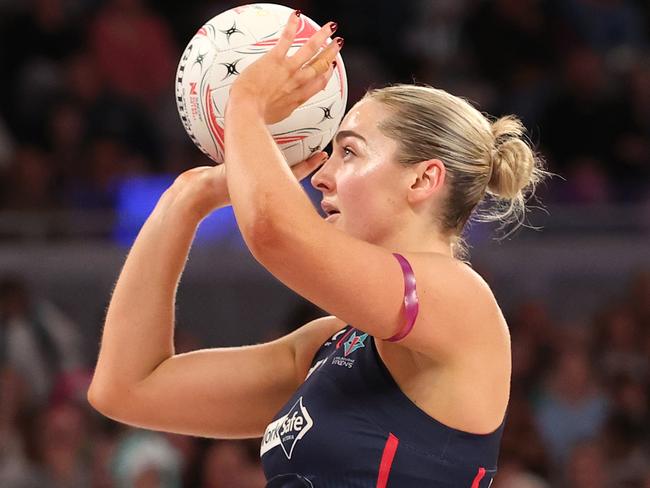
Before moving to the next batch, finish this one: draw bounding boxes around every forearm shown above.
[224,93,319,245]
[90,190,201,396]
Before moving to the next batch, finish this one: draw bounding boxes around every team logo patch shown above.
[343,331,368,357]
[331,329,369,369]
[260,397,314,460]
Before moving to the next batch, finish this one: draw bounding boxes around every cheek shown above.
[337,166,393,222]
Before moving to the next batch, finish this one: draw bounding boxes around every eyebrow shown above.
[334,130,367,146]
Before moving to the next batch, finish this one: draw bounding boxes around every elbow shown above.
[86,379,129,420]
[86,381,112,417]
[242,211,285,260]
[87,382,113,417]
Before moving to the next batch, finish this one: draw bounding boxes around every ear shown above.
[406,159,445,205]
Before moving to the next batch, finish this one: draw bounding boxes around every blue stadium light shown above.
[113,174,241,247]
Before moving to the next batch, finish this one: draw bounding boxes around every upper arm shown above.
[249,219,497,359]
[88,315,344,439]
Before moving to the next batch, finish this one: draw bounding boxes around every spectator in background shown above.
[61,51,163,169]
[63,136,147,210]
[0,0,84,143]
[0,368,42,488]
[0,146,56,211]
[491,462,550,488]
[29,400,93,487]
[0,116,13,170]
[163,433,202,488]
[508,299,557,398]
[0,276,84,408]
[563,439,608,488]
[594,304,646,381]
[626,269,650,328]
[90,0,177,110]
[600,375,650,486]
[534,346,609,467]
[617,63,650,201]
[110,429,183,488]
[644,467,650,488]
[462,0,556,124]
[200,440,266,488]
[559,0,645,54]
[538,46,627,203]
[498,392,551,481]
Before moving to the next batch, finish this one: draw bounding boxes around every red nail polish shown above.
[330,22,338,32]
[336,37,344,47]
[294,10,301,17]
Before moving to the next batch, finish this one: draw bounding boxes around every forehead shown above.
[338,98,392,141]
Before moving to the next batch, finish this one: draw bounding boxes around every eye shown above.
[342,146,355,158]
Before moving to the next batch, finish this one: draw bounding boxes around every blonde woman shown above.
[89,11,546,487]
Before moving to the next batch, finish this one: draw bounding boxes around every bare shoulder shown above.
[402,253,507,359]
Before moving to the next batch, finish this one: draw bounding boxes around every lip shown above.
[320,201,340,216]
[325,213,340,221]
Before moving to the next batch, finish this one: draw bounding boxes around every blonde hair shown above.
[364,84,549,260]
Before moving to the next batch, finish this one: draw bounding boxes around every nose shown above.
[310,156,335,194]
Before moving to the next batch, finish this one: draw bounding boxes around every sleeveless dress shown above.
[260,325,505,488]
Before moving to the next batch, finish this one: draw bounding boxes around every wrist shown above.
[226,85,264,118]
[155,187,207,228]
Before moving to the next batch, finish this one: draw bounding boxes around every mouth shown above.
[320,201,340,217]
[325,211,340,220]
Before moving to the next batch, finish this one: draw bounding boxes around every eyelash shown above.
[342,146,355,158]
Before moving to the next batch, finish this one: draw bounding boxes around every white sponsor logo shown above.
[260,397,313,459]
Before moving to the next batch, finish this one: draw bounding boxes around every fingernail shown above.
[330,22,338,33]
[321,152,328,162]
[336,37,344,47]
[332,60,337,68]
[294,10,301,17]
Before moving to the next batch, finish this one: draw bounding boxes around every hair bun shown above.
[488,116,536,200]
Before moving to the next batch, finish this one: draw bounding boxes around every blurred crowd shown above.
[1,0,649,487]
[0,268,649,487]
[0,0,648,213]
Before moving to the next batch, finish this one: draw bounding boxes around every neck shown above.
[379,224,455,257]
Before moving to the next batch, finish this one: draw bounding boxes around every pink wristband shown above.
[387,253,419,342]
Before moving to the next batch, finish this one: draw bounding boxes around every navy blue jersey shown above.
[260,325,505,487]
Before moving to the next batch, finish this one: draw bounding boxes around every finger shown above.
[292,60,336,106]
[271,10,300,59]
[289,21,338,69]
[301,37,342,79]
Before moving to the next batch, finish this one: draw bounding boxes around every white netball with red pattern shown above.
[176,3,348,166]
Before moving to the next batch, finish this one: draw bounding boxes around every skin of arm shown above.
[88,159,323,411]
[87,179,214,401]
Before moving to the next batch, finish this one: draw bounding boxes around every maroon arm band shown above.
[387,253,419,342]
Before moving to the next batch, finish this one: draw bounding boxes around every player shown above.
[88,11,547,487]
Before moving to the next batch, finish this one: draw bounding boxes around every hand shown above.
[167,152,328,221]
[228,11,343,124]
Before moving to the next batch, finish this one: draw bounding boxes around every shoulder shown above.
[403,252,505,359]
[410,252,497,312]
